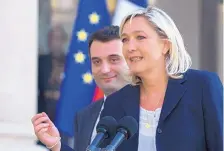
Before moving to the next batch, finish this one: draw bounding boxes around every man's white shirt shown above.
[90,96,106,143]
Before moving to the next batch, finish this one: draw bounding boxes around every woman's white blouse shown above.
[138,107,162,151]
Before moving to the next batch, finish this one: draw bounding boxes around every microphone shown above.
[86,116,118,151]
[104,116,138,151]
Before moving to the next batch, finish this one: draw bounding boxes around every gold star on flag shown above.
[82,72,93,84]
[74,51,85,63]
[89,12,100,24]
[76,29,88,41]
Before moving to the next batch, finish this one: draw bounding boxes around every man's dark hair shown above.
[88,25,120,56]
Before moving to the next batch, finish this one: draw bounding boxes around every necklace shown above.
[140,94,164,129]
[141,107,162,129]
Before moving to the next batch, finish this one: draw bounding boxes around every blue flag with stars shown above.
[55,0,111,137]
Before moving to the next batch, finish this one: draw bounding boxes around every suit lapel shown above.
[100,85,140,121]
[121,85,140,124]
[82,100,104,149]
[100,85,140,151]
[120,85,140,151]
[159,77,187,124]
[119,78,187,124]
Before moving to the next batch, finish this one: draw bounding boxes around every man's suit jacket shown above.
[60,99,106,151]
[61,69,223,151]
[61,99,104,151]
[73,99,104,151]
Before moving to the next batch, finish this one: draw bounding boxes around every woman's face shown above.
[121,16,169,76]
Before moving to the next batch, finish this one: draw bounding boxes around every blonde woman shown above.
[100,6,223,151]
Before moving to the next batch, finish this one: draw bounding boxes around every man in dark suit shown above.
[72,25,130,150]
[32,26,131,151]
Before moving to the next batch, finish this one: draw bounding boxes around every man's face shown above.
[90,39,130,95]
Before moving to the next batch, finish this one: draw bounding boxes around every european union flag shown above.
[56,0,111,137]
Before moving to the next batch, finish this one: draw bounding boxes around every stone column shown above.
[0,0,46,150]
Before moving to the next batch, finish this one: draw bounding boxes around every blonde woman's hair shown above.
[120,6,192,84]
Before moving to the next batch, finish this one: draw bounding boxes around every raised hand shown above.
[31,112,61,150]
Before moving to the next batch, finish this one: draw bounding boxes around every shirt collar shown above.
[104,95,106,101]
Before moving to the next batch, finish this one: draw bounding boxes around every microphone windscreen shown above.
[118,116,138,139]
[96,116,118,139]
